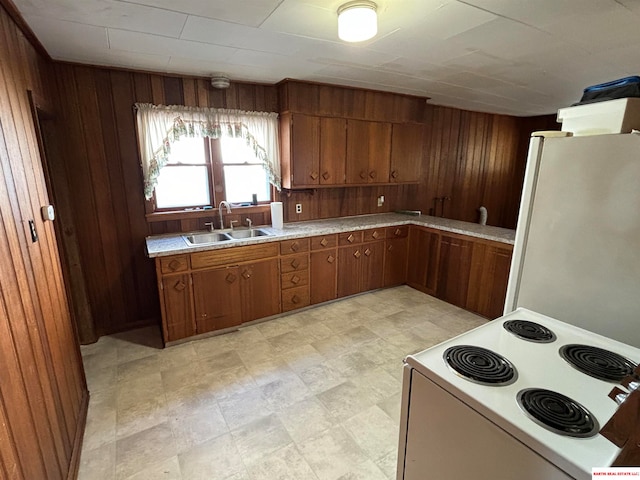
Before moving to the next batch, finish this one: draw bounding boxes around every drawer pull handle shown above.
[291,275,301,285]
[310,172,319,180]
[320,238,328,247]
[290,241,299,252]
[353,250,361,259]
[394,228,402,236]
[322,172,330,180]
[327,255,335,264]
[347,234,355,243]
[290,259,300,269]
[369,170,376,179]
[372,231,379,239]
[391,170,399,179]
[242,270,251,280]
[168,259,182,271]
[292,295,300,304]
[359,170,367,180]
[226,273,237,284]
[172,280,186,292]
[364,248,371,257]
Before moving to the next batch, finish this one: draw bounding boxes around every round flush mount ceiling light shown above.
[210,75,230,89]
[337,1,377,43]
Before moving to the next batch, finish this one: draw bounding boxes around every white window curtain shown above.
[135,103,281,200]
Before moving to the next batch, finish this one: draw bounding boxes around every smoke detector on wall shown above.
[210,75,230,89]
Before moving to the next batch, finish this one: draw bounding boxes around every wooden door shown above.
[390,123,424,183]
[337,244,362,297]
[384,237,409,287]
[466,243,513,319]
[437,236,473,308]
[291,114,320,187]
[367,122,392,183]
[192,267,242,334]
[319,117,346,185]
[161,274,195,341]
[239,258,281,322]
[407,227,441,295]
[361,241,385,291]
[310,249,337,305]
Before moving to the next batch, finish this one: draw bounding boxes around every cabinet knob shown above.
[172,280,186,292]
[327,255,335,264]
[290,241,299,252]
[226,273,237,284]
[372,231,380,239]
[168,259,182,272]
[359,170,367,180]
[290,259,300,269]
[364,248,372,257]
[242,269,251,279]
[322,172,330,180]
[394,228,402,236]
[388,245,394,252]
[320,238,328,247]
[310,172,319,180]
[391,170,399,179]
[353,250,361,259]
[347,234,355,243]
[369,170,377,179]
[291,275,301,285]
[201,313,208,318]
[292,295,300,304]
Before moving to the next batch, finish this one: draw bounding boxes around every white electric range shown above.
[396,308,640,480]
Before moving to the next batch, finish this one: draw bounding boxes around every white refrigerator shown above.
[505,133,640,347]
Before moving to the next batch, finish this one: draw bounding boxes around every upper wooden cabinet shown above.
[320,117,346,185]
[281,113,320,188]
[390,123,424,183]
[346,119,391,184]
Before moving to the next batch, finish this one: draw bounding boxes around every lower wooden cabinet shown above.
[407,227,440,295]
[337,238,384,297]
[384,237,408,287]
[310,237,337,305]
[466,243,513,319]
[436,235,474,308]
[192,267,242,334]
[239,259,281,322]
[159,273,194,341]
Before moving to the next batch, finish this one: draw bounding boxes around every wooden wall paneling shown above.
[163,76,183,105]
[195,78,210,107]
[150,74,165,104]
[133,71,153,103]
[182,78,197,107]
[0,390,21,478]
[238,83,257,111]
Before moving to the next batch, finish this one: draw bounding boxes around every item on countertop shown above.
[270,202,283,229]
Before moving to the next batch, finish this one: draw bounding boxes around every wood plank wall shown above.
[50,66,555,339]
[0,4,87,479]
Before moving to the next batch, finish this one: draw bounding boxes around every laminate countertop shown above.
[145,213,516,258]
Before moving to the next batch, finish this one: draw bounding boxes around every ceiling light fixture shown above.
[337,1,377,43]
[210,75,230,89]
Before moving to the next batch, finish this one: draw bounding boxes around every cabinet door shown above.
[337,245,362,297]
[361,241,385,292]
[346,120,392,184]
[161,274,195,342]
[192,267,242,334]
[384,237,409,287]
[437,236,473,308]
[291,114,320,187]
[320,117,346,185]
[390,123,424,183]
[240,258,281,322]
[310,249,337,305]
[466,243,513,319]
[407,227,440,295]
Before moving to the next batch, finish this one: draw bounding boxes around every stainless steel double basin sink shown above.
[182,228,272,246]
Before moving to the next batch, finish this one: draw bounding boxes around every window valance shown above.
[135,103,281,200]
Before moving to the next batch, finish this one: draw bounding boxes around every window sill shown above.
[146,204,272,223]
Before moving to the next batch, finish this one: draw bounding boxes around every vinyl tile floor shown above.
[78,286,487,480]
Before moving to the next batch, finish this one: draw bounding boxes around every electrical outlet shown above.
[377,195,385,207]
[295,203,303,214]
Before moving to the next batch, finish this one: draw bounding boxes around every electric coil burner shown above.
[517,388,599,438]
[443,345,517,385]
[559,344,637,382]
[503,319,557,343]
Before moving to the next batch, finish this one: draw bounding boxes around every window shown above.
[152,136,272,211]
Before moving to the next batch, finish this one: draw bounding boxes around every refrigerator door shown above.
[505,134,640,347]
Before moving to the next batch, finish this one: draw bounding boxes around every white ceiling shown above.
[13,0,640,116]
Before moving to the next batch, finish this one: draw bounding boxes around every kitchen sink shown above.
[227,228,271,239]
[183,232,233,245]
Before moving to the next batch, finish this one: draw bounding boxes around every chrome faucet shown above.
[218,201,231,229]
[246,218,253,230]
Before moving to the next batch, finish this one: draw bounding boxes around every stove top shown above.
[444,345,517,385]
[560,344,637,383]
[404,308,640,479]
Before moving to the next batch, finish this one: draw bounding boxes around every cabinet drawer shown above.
[338,231,363,246]
[363,228,384,242]
[281,270,309,290]
[280,238,310,255]
[282,285,310,312]
[387,226,409,239]
[310,234,337,250]
[280,253,309,273]
[160,255,189,274]
[191,243,279,270]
